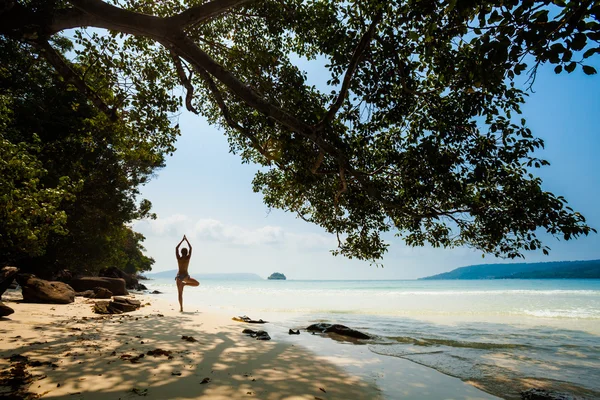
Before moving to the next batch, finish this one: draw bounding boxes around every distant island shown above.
[144,271,263,280]
[267,272,286,280]
[420,259,600,280]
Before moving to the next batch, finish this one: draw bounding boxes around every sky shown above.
[133,59,600,280]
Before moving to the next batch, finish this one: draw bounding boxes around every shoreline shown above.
[0,289,500,399]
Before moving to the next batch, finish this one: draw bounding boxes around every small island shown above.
[267,272,286,280]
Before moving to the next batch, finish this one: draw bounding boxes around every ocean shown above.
[143,278,600,398]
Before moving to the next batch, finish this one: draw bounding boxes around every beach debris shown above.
[120,353,144,363]
[315,397,324,400]
[171,371,182,376]
[200,377,211,384]
[232,315,268,324]
[16,274,75,304]
[146,349,173,359]
[306,323,371,339]
[319,387,327,393]
[520,388,577,400]
[131,387,148,396]
[288,329,300,335]
[182,335,198,342]
[242,329,271,341]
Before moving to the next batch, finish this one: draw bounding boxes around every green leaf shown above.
[554,65,562,74]
[582,65,597,75]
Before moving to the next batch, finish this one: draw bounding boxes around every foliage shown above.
[1,0,598,263]
[0,37,168,274]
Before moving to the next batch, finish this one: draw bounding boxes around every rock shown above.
[91,287,113,299]
[0,266,19,296]
[150,290,162,294]
[0,301,15,317]
[110,297,141,312]
[242,329,271,340]
[53,269,73,283]
[93,297,140,314]
[16,274,75,304]
[75,290,94,298]
[520,389,578,400]
[232,315,268,323]
[69,277,128,296]
[288,329,300,335]
[306,323,370,339]
[182,335,198,342]
[98,267,146,290]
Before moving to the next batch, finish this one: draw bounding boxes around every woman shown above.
[175,235,199,312]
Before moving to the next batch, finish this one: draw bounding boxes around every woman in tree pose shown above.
[175,235,199,312]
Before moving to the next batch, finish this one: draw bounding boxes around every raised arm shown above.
[184,235,192,257]
[175,236,185,259]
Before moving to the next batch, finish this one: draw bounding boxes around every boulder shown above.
[16,274,75,304]
[0,301,14,317]
[93,297,141,314]
[110,297,141,312]
[99,267,145,290]
[0,266,19,296]
[306,323,371,339]
[69,277,128,296]
[75,290,95,298]
[91,287,113,299]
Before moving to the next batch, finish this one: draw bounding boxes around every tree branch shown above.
[167,0,255,28]
[192,63,284,167]
[317,11,383,130]
[35,39,117,121]
[169,50,199,114]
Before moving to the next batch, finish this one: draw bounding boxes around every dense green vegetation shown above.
[420,259,600,279]
[1,0,599,266]
[267,272,287,280]
[0,37,170,276]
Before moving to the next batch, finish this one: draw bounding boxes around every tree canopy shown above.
[1,0,598,263]
[0,36,158,275]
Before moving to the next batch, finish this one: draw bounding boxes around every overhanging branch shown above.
[35,39,117,121]
[167,0,255,28]
[169,50,199,114]
[317,11,383,130]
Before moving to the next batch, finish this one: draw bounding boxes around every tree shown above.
[0,36,167,275]
[1,0,598,263]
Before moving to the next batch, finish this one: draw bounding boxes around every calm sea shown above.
[144,278,600,397]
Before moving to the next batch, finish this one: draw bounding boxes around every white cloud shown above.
[133,213,190,237]
[135,214,334,250]
[192,219,284,246]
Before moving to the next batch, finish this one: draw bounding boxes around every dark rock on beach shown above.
[288,329,300,335]
[150,290,162,294]
[93,297,141,314]
[521,388,579,400]
[70,277,128,296]
[0,267,19,296]
[306,323,371,339]
[99,267,147,290]
[0,301,14,317]
[91,287,113,299]
[243,329,271,340]
[232,315,268,323]
[16,274,75,304]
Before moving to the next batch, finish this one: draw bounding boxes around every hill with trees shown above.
[420,260,600,280]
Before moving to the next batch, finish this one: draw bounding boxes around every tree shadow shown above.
[0,310,376,400]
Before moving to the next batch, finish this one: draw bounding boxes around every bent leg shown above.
[176,278,185,312]
[184,277,200,287]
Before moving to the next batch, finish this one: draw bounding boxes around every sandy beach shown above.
[0,289,498,399]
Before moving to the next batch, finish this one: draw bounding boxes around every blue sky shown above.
[134,61,600,280]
